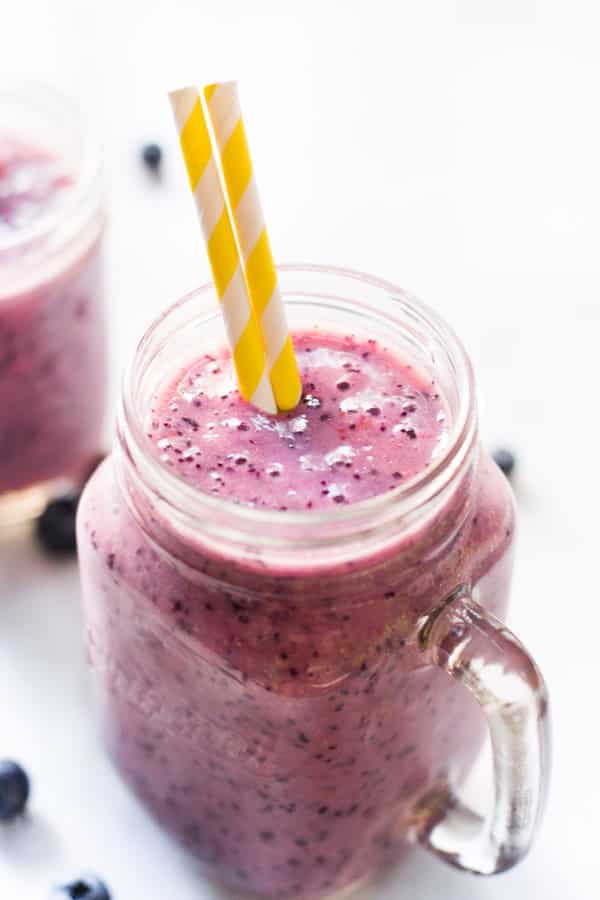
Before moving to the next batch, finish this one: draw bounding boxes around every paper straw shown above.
[169,86,277,415]
[203,82,302,412]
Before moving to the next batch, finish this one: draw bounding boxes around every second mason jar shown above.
[77,267,549,898]
[0,84,106,522]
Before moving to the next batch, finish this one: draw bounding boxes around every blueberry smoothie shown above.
[148,334,447,509]
[0,131,105,506]
[0,137,71,233]
[78,297,515,898]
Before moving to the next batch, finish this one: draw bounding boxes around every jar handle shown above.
[416,584,551,874]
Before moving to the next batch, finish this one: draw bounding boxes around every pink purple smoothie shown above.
[0,137,105,496]
[77,333,515,898]
[147,333,448,509]
[0,137,71,235]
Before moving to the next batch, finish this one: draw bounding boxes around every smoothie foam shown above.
[147,333,449,510]
[0,136,72,235]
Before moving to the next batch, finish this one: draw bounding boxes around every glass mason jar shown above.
[77,267,550,898]
[0,84,106,523]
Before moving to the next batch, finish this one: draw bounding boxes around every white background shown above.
[1,1,600,898]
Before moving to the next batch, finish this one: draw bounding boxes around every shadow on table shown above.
[0,812,64,870]
[177,845,498,900]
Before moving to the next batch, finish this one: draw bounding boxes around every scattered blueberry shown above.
[141,143,162,172]
[52,875,111,899]
[36,493,80,555]
[492,447,516,479]
[0,759,30,821]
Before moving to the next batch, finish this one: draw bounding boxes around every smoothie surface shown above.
[0,136,72,237]
[148,332,448,511]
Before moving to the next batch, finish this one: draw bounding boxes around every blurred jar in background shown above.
[0,84,106,523]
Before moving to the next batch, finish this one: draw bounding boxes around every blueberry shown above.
[141,143,162,171]
[0,759,30,821]
[36,494,79,555]
[52,875,111,899]
[492,448,516,479]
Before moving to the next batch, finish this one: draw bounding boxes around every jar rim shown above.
[118,266,478,553]
[0,81,103,260]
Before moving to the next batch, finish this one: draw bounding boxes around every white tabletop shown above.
[1,2,599,897]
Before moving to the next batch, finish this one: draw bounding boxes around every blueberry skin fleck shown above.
[0,759,30,821]
[141,143,162,171]
[492,448,516,479]
[52,875,111,899]
[36,494,79,555]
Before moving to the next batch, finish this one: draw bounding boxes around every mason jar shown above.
[0,84,106,523]
[77,266,549,898]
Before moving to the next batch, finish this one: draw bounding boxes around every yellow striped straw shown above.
[169,86,277,415]
[203,81,302,412]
